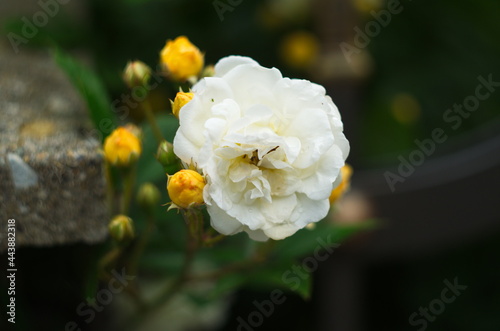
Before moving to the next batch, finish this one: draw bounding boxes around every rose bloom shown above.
[173,56,349,241]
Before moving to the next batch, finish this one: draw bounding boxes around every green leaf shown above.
[197,233,252,264]
[291,273,312,300]
[52,48,117,142]
[243,219,377,299]
[139,250,185,273]
[247,261,313,300]
[273,219,377,261]
[210,272,250,299]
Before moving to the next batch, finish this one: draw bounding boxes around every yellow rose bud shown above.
[103,126,142,167]
[329,164,353,204]
[160,36,204,81]
[171,91,194,118]
[122,60,152,88]
[280,31,319,70]
[167,169,205,209]
[137,182,161,211]
[108,215,135,243]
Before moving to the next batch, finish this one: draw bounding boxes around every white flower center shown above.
[221,144,290,204]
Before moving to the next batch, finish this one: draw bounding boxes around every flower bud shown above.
[123,123,142,139]
[160,36,204,81]
[137,182,161,211]
[305,223,316,230]
[167,169,205,209]
[156,140,178,169]
[123,60,152,88]
[280,31,319,70]
[171,91,194,118]
[329,164,353,204]
[103,126,142,167]
[201,64,215,78]
[108,215,135,243]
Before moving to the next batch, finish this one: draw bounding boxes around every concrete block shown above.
[0,50,109,251]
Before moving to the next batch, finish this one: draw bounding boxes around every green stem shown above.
[142,97,164,144]
[99,246,147,313]
[143,208,202,312]
[202,233,226,247]
[98,246,122,271]
[188,259,259,282]
[128,213,155,278]
[120,164,137,215]
[105,162,116,216]
[189,240,275,281]
[255,239,277,261]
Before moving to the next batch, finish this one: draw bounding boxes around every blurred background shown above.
[1,0,500,330]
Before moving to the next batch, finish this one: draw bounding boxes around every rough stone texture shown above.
[0,48,108,252]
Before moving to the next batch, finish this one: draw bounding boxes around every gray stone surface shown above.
[0,49,109,251]
[7,153,39,189]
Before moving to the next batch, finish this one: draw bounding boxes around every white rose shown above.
[173,56,349,241]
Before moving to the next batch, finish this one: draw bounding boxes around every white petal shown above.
[207,202,243,235]
[214,56,258,77]
[291,194,330,228]
[262,223,300,240]
[222,64,282,108]
[299,145,345,200]
[260,195,296,224]
[284,107,334,168]
[176,98,206,147]
[228,200,266,229]
[194,77,234,105]
[229,162,259,183]
[244,228,269,241]
[173,130,201,165]
[334,131,350,160]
